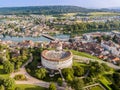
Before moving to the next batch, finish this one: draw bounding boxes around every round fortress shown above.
[41,42,73,70]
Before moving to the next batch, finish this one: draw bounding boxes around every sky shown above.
[0,0,120,8]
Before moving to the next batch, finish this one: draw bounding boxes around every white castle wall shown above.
[41,56,73,70]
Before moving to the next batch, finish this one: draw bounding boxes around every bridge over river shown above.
[41,34,69,41]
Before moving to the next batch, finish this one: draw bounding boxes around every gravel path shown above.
[10,54,65,90]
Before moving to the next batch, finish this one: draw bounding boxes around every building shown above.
[41,42,73,70]
[101,41,120,57]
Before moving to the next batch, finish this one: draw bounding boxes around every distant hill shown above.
[110,9,120,12]
[0,6,102,15]
[100,7,120,12]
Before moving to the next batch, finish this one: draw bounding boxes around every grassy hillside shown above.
[15,84,47,90]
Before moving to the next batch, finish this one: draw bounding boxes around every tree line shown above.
[0,6,103,15]
[62,21,120,34]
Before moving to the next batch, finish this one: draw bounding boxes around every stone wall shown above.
[41,56,73,70]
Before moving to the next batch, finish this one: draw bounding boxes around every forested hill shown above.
[0,6,101,15]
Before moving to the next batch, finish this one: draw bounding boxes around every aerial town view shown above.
[0,0,120,90]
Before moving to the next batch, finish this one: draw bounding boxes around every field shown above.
[15,84,47,90]
[59,12,120,18]
[89,12,120,17]
[62,13,77,17]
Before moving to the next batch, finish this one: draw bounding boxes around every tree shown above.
[0,56,5,63]
[62,68,74,80]
[57,78,63,86]
[110,84,120,90]
[101,63,110,72]
[112,35,118,43]
[112,72,120,87]
[66,74,73,83]
[3,78,15,90]
[0,85,5,90]
[89,62,104,76]
[94,36,102,43]
[102,35,111,41]
[35,68,47,79]
[71,78,84,90]
[49,83,56,90]
[16,62,22,70]
[84,77,93,84]
[0,77,4,85]
[96,64,105,74]
[3,61,14,74]
[73,66,84,77]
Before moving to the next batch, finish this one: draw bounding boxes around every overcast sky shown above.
[0,0,120,8]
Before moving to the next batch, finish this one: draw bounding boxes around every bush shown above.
[15,87,21,90]
[14,74,27,80]
[3,78,15,90]
[0,85,5,90]
[3,61,14,74]
[110,84,119,90]
[49,83,56,90]
[35,68,47,79]
[83,77,93,84]
[26,68,31,73]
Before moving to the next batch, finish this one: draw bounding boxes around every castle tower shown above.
[56,42,62,51]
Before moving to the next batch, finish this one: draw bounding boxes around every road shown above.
[10,54,50,88]
[74,55,120,70]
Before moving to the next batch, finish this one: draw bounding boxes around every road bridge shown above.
[42,34,69,41]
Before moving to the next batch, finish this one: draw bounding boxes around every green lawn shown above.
[91,85,104,90]
[99,77,112,85]
[99,77,112,90]
[0,65,9,78]
[71,50,100,60]
[73,61,87,67]
[15,84,48,90]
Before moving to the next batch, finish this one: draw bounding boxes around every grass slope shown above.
[15,84,47,90]
[71,50,100,60]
